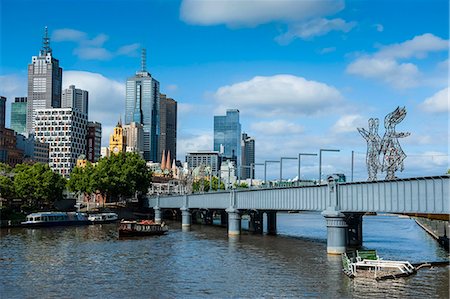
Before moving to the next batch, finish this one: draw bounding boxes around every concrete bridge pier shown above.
[220,210,228,227]
[345,212,364,247]
[181,207,191,228]
[267,211,277,235]
[154,207,162,224]
[322,210,348,255]
[248,211,263,234]
[226,207,241,236]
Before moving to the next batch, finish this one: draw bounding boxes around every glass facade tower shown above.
[124,49,160,162]
[11,97,27,135]
[214,109,241,174]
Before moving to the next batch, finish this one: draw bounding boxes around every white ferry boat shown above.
[21,212,90,227]
[88,212,119,224]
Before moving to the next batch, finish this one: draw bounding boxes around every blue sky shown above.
[0,0,448,181]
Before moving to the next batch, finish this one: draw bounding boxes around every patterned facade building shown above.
[185,150,219,174]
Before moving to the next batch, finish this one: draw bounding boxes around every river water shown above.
[1,212,448,298]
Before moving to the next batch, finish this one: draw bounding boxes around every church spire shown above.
[41,26,52,55]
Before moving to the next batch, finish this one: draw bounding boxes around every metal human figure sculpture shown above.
[380,106,410,180]
[358,118,382,181]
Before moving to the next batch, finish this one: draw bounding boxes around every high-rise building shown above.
[109,119,126,155]
[123,122,144,157]
[214,109,241,174]
[62,85,88,116]
[11,97,27,135]
[0,96,5,128]
[124,49,160,162]
[241,133,255,179]
[27,27,63,134]
[87,121,102,163]
[185,150,219,174]
[159,93,177,163]
[16,134,49,164]
[34,108,87,178]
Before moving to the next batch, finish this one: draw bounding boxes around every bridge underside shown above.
[403,213,449,221]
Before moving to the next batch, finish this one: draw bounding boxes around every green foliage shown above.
[447,169,450,174]
[69,152,151,202]
[13,163,66,208]
[0,175,15,199]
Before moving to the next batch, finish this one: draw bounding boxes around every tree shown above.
[0,163,15,200]
[13,163,66,209]
[67,162,96,198]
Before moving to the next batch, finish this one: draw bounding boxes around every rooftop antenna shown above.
[41,26,52,55]
[141,48,147,72]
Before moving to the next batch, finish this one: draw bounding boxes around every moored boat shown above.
[118,219,168,237]
[88,212,119,224]
[21,212,90,227]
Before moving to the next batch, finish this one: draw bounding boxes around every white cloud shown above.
[213,74,343,117]
[180,0,344,27]
[332,114,365,133]
[276,18,356,44]
[178,133,213,158]
[53,28,140,61]
[419,87,449,113]
[0,74,27,127]
[347,57,420,89]
[319,47,337,54]
[180,0,352,44]
[251,120,304,135]
[62,71,125,145]
[374,24,384,32]
[346,34,448,89]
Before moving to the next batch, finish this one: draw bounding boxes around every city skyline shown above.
[1,0,448,181]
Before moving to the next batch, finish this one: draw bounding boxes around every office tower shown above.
[241,133,255,179]
[27,27,63,134]
[109,119,126,155]
[87,121,102,163]
[34,108,87,178]
[213,109,241,174]
[123,122,144,157]
[124,49,160,162]
[0,96,5,128]
[185,150,219,174]
[101,147,110,158]
[16,134,49,164]
[62,85,88,116]
[11,97,27,135]
[159,94,177,164]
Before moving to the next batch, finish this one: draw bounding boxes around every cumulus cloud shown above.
[346,33,448,89]
[276,18,356,44]
[180,0,353,44]
[177,133,213,158]
[251,120,304,135]
[62,71,125,145]
[332,114,365,133]
[213,74,343,117]
[52,28,140,60]
[419,87,449,113]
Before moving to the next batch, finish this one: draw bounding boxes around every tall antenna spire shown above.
[41,26,52,55]
[141,48,147,72]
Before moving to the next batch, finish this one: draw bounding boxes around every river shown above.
[1,212,448,298]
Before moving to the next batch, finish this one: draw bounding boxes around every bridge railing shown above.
[338,175,450,214]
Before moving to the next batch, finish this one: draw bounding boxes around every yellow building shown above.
[109,118,126,155]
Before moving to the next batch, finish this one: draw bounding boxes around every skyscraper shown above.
[241,133,255,179]
[214,109,241,174]
[11,97,27,135]
[87,121,102,163]
[26,27,63,134]
[0,96,5,129]
[159,93,177,163]
[123,122,144,157]
[125,49,160,162]
[62,85,88,116]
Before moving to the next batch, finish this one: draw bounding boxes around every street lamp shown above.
[264,160,280,187]
[319,149,340,185]
[298,153,317,184]
[280,157,298,184]
[250,162,264,187]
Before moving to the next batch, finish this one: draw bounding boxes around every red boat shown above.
[118,219,168,237]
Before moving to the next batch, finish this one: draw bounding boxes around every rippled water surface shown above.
[1,213,448,298]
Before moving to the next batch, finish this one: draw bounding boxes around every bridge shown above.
[146,175,449,254]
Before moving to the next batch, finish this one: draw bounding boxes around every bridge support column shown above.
[154,207,162,224]
[267,211,277,235]
[322,210,348,255]
[220,210,228,227]
[226,207,241,236]
[249,211,263,234]
[345,213,364,247]
[181,207,191,228]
